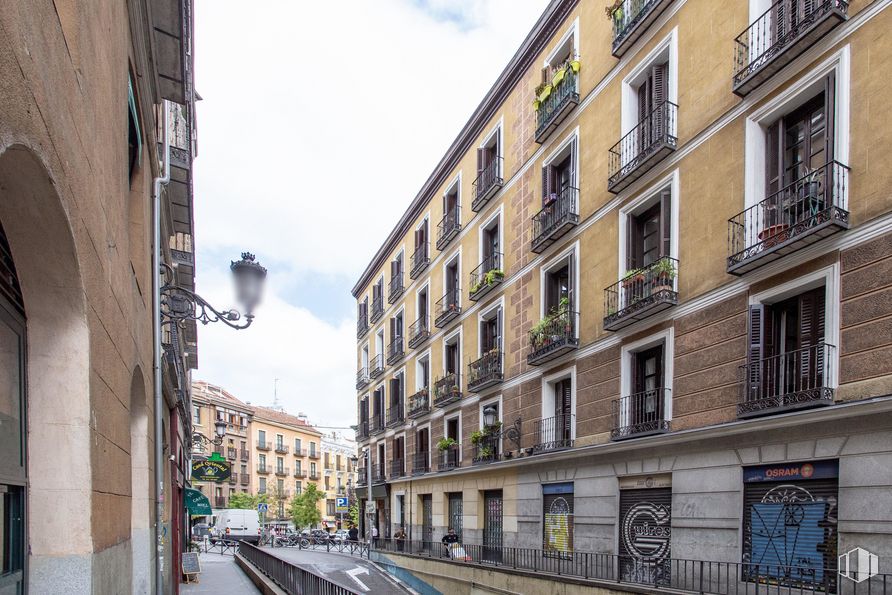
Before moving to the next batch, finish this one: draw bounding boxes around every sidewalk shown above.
[181,552,260,595]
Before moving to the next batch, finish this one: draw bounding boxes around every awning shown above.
[185,488,212,516]
[355,484,389,500]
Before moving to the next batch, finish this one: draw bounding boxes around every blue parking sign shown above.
[335,497,348,513]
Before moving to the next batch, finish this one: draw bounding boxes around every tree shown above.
[289,483,324,530]
[348,503,360,527]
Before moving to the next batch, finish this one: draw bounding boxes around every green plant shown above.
[289,483,323,530]
[605,0,624,20]
[470,430,484,446]
[652,259,676,279]
[623,268,644,281]
[484,269,504,285]
[437,437,457,451]
[479,445,494,458]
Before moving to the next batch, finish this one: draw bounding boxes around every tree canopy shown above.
[289,483,324,530]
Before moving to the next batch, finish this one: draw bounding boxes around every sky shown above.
[192,0,550,430]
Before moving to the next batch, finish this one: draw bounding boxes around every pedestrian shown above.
[371,524,379,548]
[348,523,359,543]
[441,527,459,558]
[394,526,407,552]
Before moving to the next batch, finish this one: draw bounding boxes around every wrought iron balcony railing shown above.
[438,443,461,471]
[436,206,462,251]
[604,256,679,331]
[387,335,404,365]
[533,413,575,453]
[356,367,369,389]
[472,435,500,465]
[435,287,461,328]
[468,350,503,393]
[294,448,305,457]
[609,0,675,58]
[386,402,405,428]
[608,100,677,193]
[733,0,848,95]
[294,469,307,478]
[227,447,237,460]
[370,414,385,435]
[727,161,849,275]
[240,474,250,485]
[531,186,579,253]
[388,272,404,304]
[738,343,835,418]
[408,316,430,348]
[369,353,385,379]
[472,157,504,212]
[309,471,320,480]
[228,472,237,484]
[356,420,369,440]
[256,440,271,451]
[215,496,226,508]
[410,243,430,279]
[357,313,369,339]
[468,253,503,302]
[611,388,671,440]
[412,451,430,475]
[433,373,462,407]
[407,388,430,418]
[372,463,386,483]
[356,467,367,485]
[275,466,289,476]
[390,458,405,479]
[528,308,579,366]
[308,450,320,460]
[257,464,270,474]
[240,449,250,461]
[536,67,579,143]
[370,295,384,324]
[275,443,289,454]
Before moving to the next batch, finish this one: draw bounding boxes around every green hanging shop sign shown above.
[190,452,231,483]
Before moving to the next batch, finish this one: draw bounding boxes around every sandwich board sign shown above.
[182,551,201,583]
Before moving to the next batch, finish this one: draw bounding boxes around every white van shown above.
[211,509,261,544]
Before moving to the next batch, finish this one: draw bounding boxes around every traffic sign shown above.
[257,503,269,513]
[365,502,376,515]
[336,497,349,514]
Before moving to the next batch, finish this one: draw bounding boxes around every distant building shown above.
[321,431,358,529]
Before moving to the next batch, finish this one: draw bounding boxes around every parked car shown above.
[332,529,349,542]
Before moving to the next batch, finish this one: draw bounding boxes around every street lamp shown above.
[482,405,522,450]
[161,252,267,329]
[192,419,227,450]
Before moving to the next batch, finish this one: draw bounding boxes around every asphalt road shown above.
[264,546,412,593]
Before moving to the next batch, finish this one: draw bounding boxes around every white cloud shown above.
[192,0,549,429]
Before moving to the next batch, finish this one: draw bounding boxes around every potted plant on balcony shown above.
[470,430,484,447]
[605,0,624,29]
[437,437,456,451]
[622,268,645,307]
[651,259,676,294]
[484,269,504,286]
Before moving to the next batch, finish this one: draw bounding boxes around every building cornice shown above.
[351,0,579,297]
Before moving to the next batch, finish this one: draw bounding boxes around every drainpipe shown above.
[152,100,171,595]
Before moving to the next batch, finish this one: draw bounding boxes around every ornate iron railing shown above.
[611,388,671,440]
[369,353,385,379]
[356,467,367,485]
[275,466,289,476]
[408,316,430,348]
[436,206,462,250]
[438,444,461,471]
[240,474,250,485]
[604,256,679,331]
[738,343,835,418]
[274,443,289,454]
[468,350,503,392]
[727,161,849,273]
[536,67,579,143]
[528,308,579,365]
[256,440,271,451]
[372,463,386,483]
[410,243,430,279]
[531,186,579,253]
[387,335,404,365]
[369,413,385,435]
[390,458,405,479]
[356,367,369,389]
[357,312,368,339]
[533,414,575,452]
[407,388,430,418]
[472,434,500,465]
[356,420,369,440]
[257,464,270,474]
[386,401,405,428]
[370,295,384,323]
[388,271,404,304]
[435,287,462,328]
[469,252,503,302]
[610,0,674,57]
[472,156,504,211]
[608,100,677,193]
[412,451,430,475]
[433,373,462,407]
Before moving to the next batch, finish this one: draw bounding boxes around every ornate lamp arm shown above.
[501,418,522,450]
[160,263,255,330]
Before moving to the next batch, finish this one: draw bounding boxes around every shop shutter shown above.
[448,493,463,541]
[742,463,838,590]
[543,483,574,557]
[422,495,433,545]
[618,487,672,586]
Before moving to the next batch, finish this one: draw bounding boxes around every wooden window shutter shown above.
[747,304,773,399]
[496,308,503,350]
[477,148,485,175]
[421,219,428,245]
[766,120,783,196]
[541,66,549,85]
[567,253,575,312]
[660,189,672,257]
[542,165,554,202]
[569,137,578,189]
[824,71,836,162]
[627,214,640,269]
[652,63,667,106]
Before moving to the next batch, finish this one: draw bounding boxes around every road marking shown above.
[346,567,370,592]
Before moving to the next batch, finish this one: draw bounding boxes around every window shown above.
[276,457,284,472]
[444,185,459,221]
[542,136,578,205]
[358,297,368,326]
[311,462,317,476]
[390,312,403,347]
[327,500,336,516]
[448,493,463,540]
[474,124,503,209]
[417,354,430,389]
[296,460,302,474]
[277,478,284,493]
[259,454,266,467]
[325,476,331,491]
[391,252,404,286]
[414,219,429,262]
[192,406,201,424]
[259,477,267,494]
[240,464,247,475]
[418,286,428,321]
[375,330,384,361]
[622,32,677,136]
[276,434,284,449]
[628,189,671,271]
[618,329,674,438]
[445,333,460,375]
[309,442,316,456]
[128,74,142,180]
[543,251,575,314]
[445,258,459,301]
[540,367,575,450]
[295,438,302,452]
[480,307,502,353]
[258,430,266,445]
[295,482,302,495]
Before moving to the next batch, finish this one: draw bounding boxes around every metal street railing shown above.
[238,541,359,594]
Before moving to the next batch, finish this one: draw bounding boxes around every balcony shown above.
[410,243,430,279]
[438,443,461,471]
[215,496,226,508]
[604,256,679,331]
[412,451,430,475]
[388,273,404,304]
[240,449,250,462]
[407,388,430,418]
[275,444,289,454]
[357,313,369,339]
[294,469,307,478]
[436,207,462,251]
[535,66,579,144]
[370,295,384,324]
[468,350,503,393]
[228,473,237,484]
[275,467,289,477]
[356,468,367,485]
[390,458,405,479]
[356,420,369,440]
[531,186,579,254]
[227,447,237,460]
[293,448,305,457]
[468,253,503,302]
[386,402,405,429]
[727,161,849,275]
[738,343,835,418]
[608,101,677,194]
[472,157,504,212]
[257,464,270,474]
[611,388,671,440]
[472,435,500,465]
[528,308,579,366]
[387,335,404,366]
[370,414,386,436]
[240,474,250,486]
[433,373,462,408]
[356,367,369,390]
[435,288,461,328]
[308,450,320,460]
[733,0,847,96]
[609,0,675,58]
[256,440,271,451]
[532,414,575,453]
[369,353,385,380]
[372,463,386,484]
[309,471,320,480]
[408,316,430,348]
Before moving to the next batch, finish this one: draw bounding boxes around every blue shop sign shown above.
[543,482,574,495]
[743,459,838,483]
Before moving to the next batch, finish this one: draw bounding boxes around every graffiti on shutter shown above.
[543,483,573,558]
[619,487,672,586]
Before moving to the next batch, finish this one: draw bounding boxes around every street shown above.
[264,546,412,594]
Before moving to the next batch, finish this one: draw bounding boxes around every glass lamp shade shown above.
[230,252,267,313]
[214,420,227,438]
[482,405,498,428]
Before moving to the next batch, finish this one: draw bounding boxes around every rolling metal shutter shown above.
[618,487,672,586]
[543,483,574,557]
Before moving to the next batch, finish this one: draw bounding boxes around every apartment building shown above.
[191,381,255,508]
[252,405,324,519]
[321,432,359,529]
[353,0,892,585]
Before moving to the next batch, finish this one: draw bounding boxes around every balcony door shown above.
[630,345,664,427]
[446,261,459,299]
[481,312,501,353]
[545,257,573,313]
[628,190,671,270]
[542,140,577,204]
[445,340,459,376]
[373,388,384,423]
[418,288,428,321]
[483,221,499,262]
[415,220,428,258]
[637,63,668,150]
[444,189,459,222]
[553,378,572,445]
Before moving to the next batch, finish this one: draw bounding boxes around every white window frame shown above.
[619,327,675,426]
[478,205,504,269]
[544,17,579,72]
[479,118,504,179]
[540,366,577,440]
[442,326,463,376]
[539,240,581,331]
[443,172,462,219]
[442,248,462,299]
[443,412,463,462]
[375,329,385,359]
[361,343,370,371]
[415,281,430,327]
[392,305,405,342]
[478,394,504,454]
[477,297,505,356]
[415,349,432,391]
[748,263,840,389]
[543,127,581,192]
[617,169,680,278]
[744,45,850,210]
[621,28,678,137]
